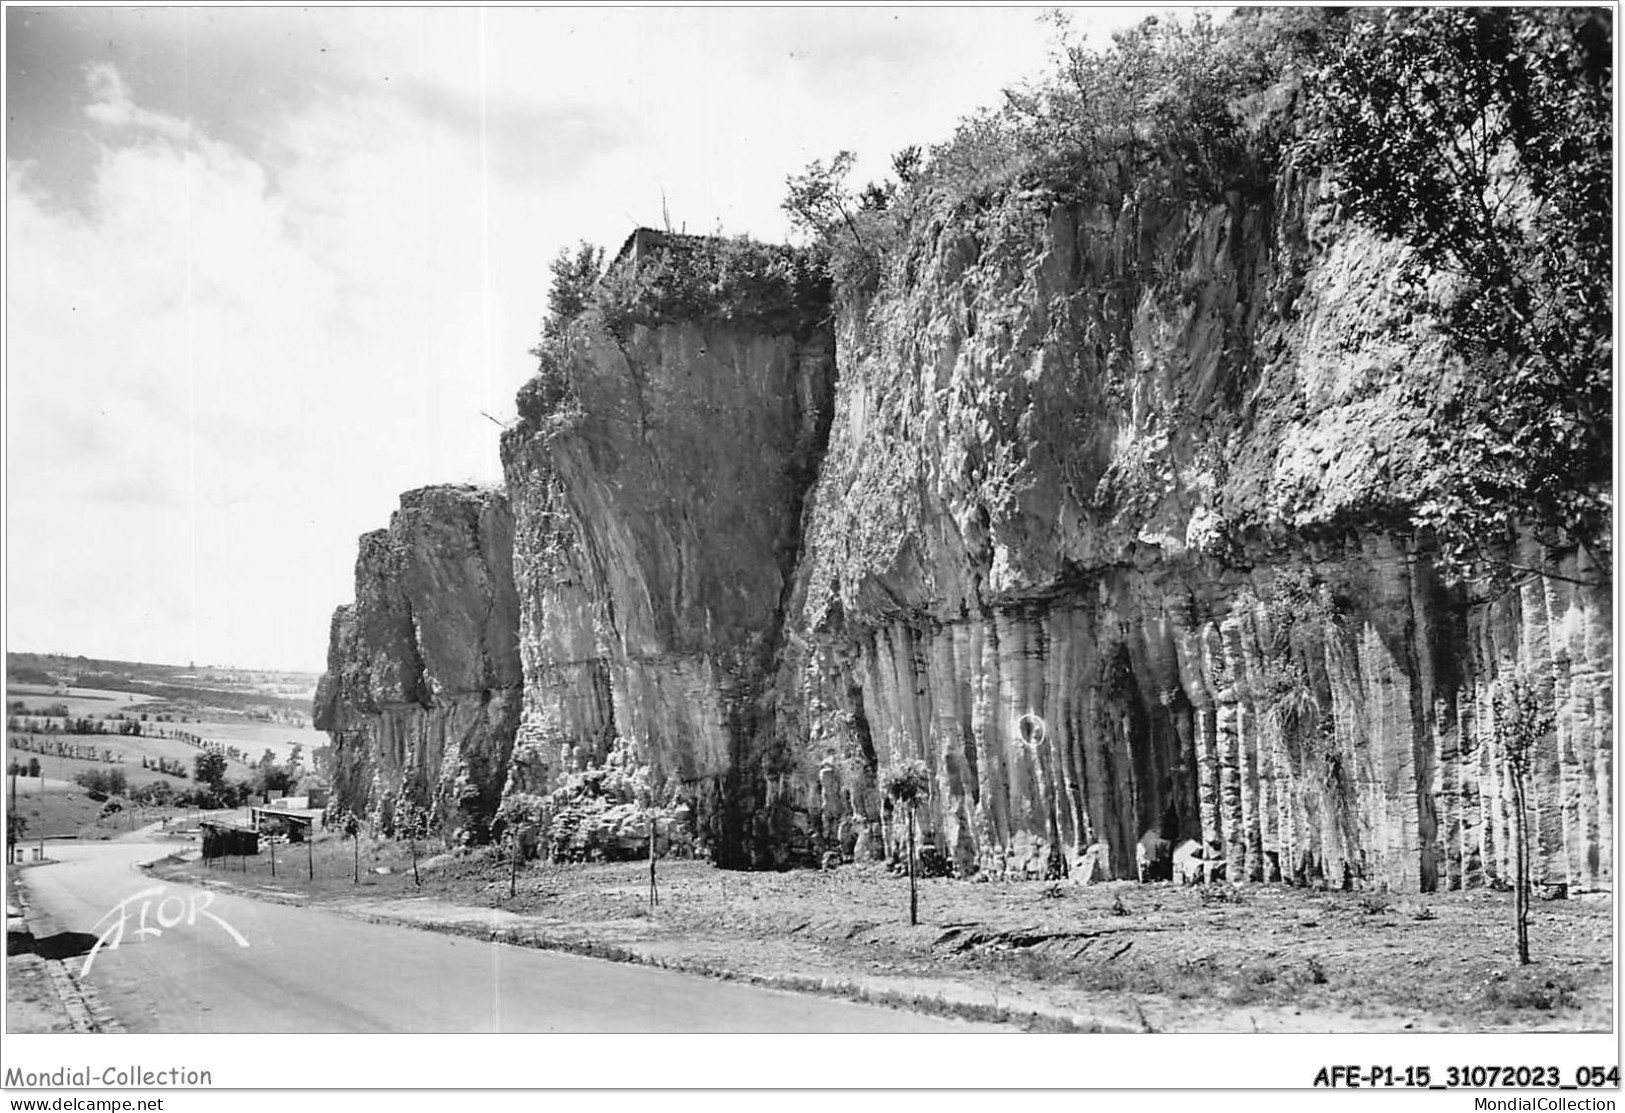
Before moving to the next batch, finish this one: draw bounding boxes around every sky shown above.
[5,5,1159,674]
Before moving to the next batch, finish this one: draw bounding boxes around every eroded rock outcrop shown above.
[320,178,1608,894]
[788,178,1611,893]
[314,485,522,838]
[499,233,836,866]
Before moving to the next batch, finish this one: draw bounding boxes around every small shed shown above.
[249,807,319,842]
[200,821,259,860]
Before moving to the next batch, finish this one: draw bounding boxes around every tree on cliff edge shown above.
[519,242,604,427]
[782,148,914,294]
[1307,8,1612,577]
[543,241,605,337]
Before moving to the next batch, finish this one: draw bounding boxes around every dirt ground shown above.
[160,838,1613,1033]
[5,953,75,1033]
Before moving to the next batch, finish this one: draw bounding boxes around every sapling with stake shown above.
[881,759,931,926]
[1492,671,1554,965]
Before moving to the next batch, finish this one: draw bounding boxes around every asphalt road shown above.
[15,838,993,1033]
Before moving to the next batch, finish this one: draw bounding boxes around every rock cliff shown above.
[498,233,836,866]
[317,115,1608,894]
[787,177,1610,894]
[481,172,1609,891]
[314,485,522,839]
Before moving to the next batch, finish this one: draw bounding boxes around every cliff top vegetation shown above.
[512,9,1609,583]
[514,231,830,436]
[781,6,1611,582]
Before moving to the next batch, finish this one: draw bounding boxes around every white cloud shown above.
[9,62,513,668]
[82,62,193,141]
[8,8,1154,669]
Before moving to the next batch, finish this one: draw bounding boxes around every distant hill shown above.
[6,663,55,685]
[7,652,319,718]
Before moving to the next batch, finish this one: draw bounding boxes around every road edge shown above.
[143,859,1119,1033]
[9,864,126,1034]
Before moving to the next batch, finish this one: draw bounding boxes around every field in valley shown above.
[162,718,326,762]
[4,725,281,839]
[9,652,317,735]
[6,670,323,841]
[5,777,111,840]
[6,686,147,719]
[4,768,205,839]
[8,685,322,767]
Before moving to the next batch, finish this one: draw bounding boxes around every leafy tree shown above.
[255,760,296,798]
[338,808,362,885]
[253,748,296,796]
[1306,8,1612,576]
[889,144,922,186]
[194,750,227,791]
[914,10,1320,205]
[880,759,932,927]
[74,768,128,799]
[131,780,174,808]
[781,150,903,294]
[494,793,548,894]
[1491,671,1555,966]
[517,241,605,428]
[544,241,606,338]
[783,150,865,247]
[395,800,428,888]
[1022,12,1272,177]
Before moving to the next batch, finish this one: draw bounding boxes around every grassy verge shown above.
[151,838,1612,1033]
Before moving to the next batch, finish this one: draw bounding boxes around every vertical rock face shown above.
[805,542,1610,894]
[314,485,522,838]
[789,180,1611,893]
[500,244,837,866]
[328,182,1608,893]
